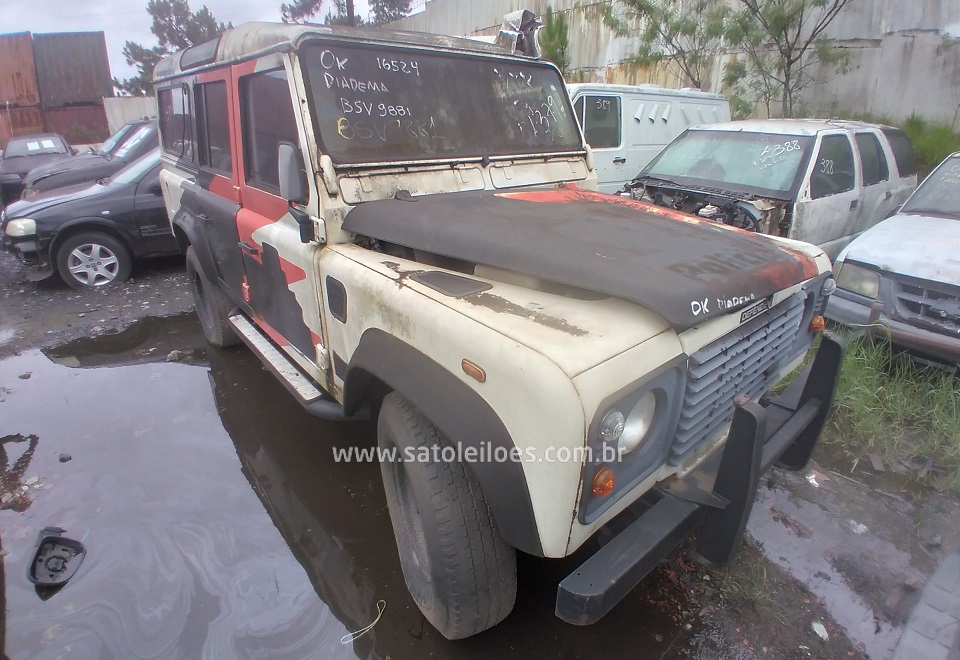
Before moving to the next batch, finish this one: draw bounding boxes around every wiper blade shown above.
[95,177,108,185]
[631,173,683,188]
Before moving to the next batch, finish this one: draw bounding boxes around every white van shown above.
[568,83,730,193]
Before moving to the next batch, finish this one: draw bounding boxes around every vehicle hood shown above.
[343,187,819,330]
[24,156,126,190]
[4,181,106,219]
[25,153,111,182]
[839,213,960,286]
[0,153,73,177]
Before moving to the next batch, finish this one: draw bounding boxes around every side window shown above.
[580,95,621,149]
[239,69,298,192]
[158,84,195,161]
[810,134,855,199]
[881,127,917,178]
[855,132,888,186]
[195,81,232,173]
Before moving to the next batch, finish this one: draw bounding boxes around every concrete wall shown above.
[391,0,960,126]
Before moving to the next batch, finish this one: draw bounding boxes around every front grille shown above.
[671,294,805,465]
[893,279,960,336]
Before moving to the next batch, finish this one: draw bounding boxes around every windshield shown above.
[302,41,582,165]
[97,123,135,156]
[643,130,815,197]
[900,154,960,219]
[110,148,160,184]
[112,124,155,160]
[4,136,68,158]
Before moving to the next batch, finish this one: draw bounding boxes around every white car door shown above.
[573,94,626,194]
[792,131,862,260]
[853,129,897,234]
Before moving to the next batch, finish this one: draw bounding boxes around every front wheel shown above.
[378,392,517,639]
[56,232,131,289]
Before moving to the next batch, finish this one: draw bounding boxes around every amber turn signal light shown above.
[461,359,486,383]
[810,315,826,333]
[591,467,616,497]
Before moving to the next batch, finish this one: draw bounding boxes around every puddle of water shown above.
[747,468,937,659]
[0,315,714,659]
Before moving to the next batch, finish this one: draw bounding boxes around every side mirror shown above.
[147,179,163,196]
[278,142,308,206]
[70,147,78,155]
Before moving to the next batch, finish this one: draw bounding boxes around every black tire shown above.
[378,392,517,639]
[55,232,131,289]
[185,246,240,348]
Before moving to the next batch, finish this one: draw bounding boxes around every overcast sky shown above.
[0,0,377,87]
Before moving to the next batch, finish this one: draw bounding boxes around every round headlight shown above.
[599,410,625,443]
[5,218,37,237]
[619,391,657,454]
[822,277,837,296]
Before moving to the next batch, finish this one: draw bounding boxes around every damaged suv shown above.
[155,16,844,640]
[625,119,918,259]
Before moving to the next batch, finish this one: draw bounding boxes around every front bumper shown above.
[827,290,960,364]
[555,331,845,625]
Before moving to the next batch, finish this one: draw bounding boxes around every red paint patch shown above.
[278,255,307,286]
[255,316,290,348]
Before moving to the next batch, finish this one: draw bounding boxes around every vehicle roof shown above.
[6,133,66,143]
[688,118,894,136]
[155,21,537,81]
[566,83,727,101]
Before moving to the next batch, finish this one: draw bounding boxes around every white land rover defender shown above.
[154,13,845,640]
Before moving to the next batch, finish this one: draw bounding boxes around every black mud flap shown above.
[555,331,846,625]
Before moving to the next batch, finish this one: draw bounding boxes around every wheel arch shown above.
[49,219,135,263]
[343,328,544,556]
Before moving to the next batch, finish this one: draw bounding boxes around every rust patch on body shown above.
[465,292,588,336]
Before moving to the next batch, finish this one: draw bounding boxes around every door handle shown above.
[613,157,627,164]
[240,241,259,256]
[849,200,858,210]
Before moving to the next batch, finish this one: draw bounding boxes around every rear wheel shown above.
[56,232,131,289]
[185,246,239,348]
[378,392,517,639]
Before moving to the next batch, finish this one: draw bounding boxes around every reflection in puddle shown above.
[0,314,716,659]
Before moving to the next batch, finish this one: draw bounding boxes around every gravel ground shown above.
[0,251,194,359]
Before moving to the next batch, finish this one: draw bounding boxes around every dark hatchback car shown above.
[0,148,179,288]
[21,119,158,198]
[0,133,75,205]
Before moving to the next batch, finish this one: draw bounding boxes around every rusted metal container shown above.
[0,32,41,107]
[43,105,109,144]
[0,106,45,147]
[33,32,112,108]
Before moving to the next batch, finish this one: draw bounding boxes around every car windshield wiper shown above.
[631,173,683,188]
[95,177,109,185]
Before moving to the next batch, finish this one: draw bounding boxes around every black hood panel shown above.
[343,187,820,330]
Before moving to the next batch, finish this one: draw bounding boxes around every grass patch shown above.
[837,111,960,178]
[826,338,960,491]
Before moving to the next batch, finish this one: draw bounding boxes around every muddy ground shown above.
[1,252,958,659]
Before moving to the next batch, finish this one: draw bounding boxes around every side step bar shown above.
[227,314,369,421]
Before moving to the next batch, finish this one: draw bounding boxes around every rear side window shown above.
[239,69,298,191]
[574,95,621,149]
[855,132,888,186]
[811,134,855,199]
[158,84,195,161]
[196,81,232,173]
[882,128,917,177]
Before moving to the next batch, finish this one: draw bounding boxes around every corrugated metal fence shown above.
[0,31,111,146]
